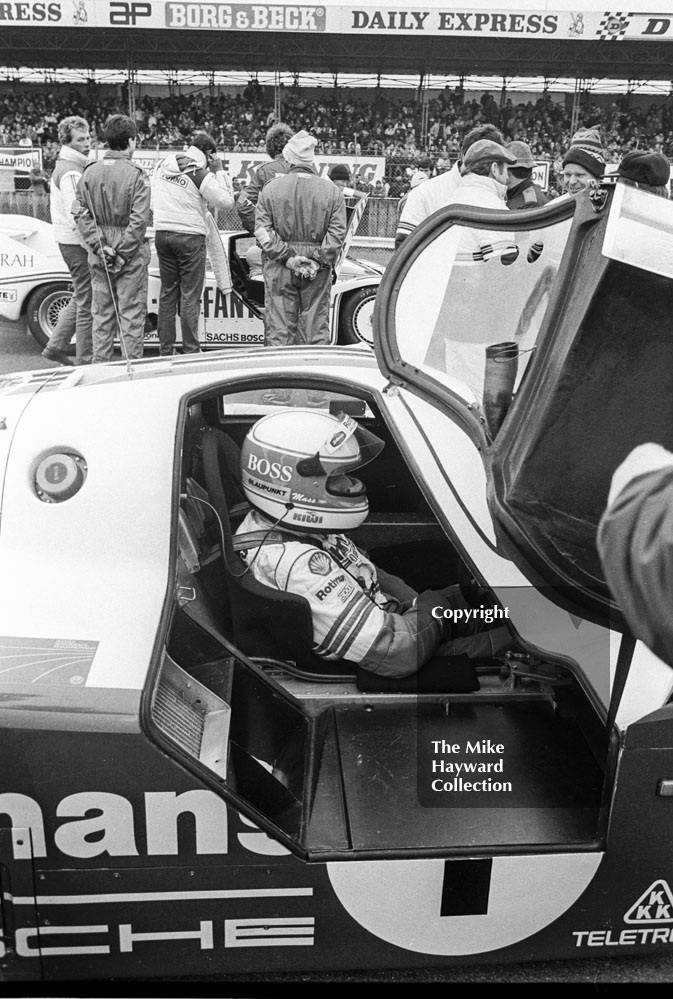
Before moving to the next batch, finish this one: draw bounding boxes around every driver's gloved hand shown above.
[461,583,497,610]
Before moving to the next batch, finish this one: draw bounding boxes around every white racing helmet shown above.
[240,408,384,532]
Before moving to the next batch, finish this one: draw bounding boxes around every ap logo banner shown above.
[624,880,673,924]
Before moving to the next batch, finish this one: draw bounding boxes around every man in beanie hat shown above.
[505,140,550,210]
[254,129,347,358]
[618,150,671,198]
[328,162,366,216]
[238,122,293,234]
[561,127,606,196]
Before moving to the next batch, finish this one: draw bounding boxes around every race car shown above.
[1,178,673,982]
[0,199,383,352]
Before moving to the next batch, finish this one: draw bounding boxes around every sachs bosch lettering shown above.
[166,3,325,31]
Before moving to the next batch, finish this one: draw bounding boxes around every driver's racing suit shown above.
[235,509,511,677]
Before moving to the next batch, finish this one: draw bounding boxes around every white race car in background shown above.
[0,204,383,353]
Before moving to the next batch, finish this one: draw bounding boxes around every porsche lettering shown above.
[11,915,315,958]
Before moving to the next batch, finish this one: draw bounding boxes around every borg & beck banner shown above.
[6,2,673,43]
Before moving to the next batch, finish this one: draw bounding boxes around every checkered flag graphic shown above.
[597,12,632,40]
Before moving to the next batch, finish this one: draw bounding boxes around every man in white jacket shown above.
[394,124,506,250]
[41,115,93,367]
[152,132,234,355]
[421,139,518,404]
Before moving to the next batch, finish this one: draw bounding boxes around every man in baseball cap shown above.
[461,139,517,173]
[504,140,550,210]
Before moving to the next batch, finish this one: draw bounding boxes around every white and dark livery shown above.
[0,203,382,352]
[1,178,673,981]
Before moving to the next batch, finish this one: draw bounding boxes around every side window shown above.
[393,214,573,431]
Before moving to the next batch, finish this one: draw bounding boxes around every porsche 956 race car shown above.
[0,200,382,352]
[0,178,672,982]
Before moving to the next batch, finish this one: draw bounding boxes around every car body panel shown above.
[0,197,672,978]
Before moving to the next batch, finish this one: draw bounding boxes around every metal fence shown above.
[2,191,401,239]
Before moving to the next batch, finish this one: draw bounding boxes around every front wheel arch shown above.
[338,286,378,346]
[25,282,74,352]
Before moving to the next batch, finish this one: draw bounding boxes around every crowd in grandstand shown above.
[2,81,673,196]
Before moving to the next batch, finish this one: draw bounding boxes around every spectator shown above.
[41,114,93,367]
[328,162,366,218]
[245,242,263,280]
[74,114,151,363]
[561,127,606,195]
[617,149,670,197]
[505,140,550,209]
[152,131,235,356]
[254,129,347,358]
[237,122,293,234]
[395,124,506,249]
[597,443,673,668]
[430,138,517,402]
[396,169,428,222]
[29,163,49,194]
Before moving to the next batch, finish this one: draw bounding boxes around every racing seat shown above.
[200,426,481,692]
[201,426,357,681]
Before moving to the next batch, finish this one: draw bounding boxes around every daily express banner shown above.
[97,149,386,183]
[7,3,673,42]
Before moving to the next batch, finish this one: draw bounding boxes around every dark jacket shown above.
[254,164,347,268]
[598,463,673,668]
[74,150,151,263]
[506,178,550,211]
[237,156,290,234]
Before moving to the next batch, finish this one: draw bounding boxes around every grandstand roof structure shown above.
[2,1,673,85]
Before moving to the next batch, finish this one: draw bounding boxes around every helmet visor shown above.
[325,473,367,498]
[296,412,385,477]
